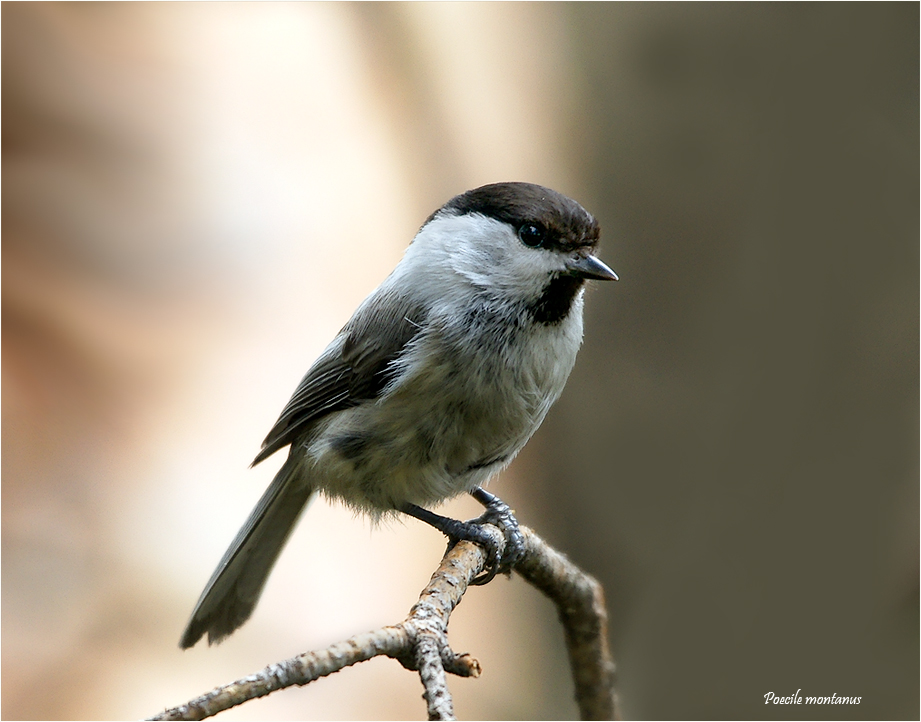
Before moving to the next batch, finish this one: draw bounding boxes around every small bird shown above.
[180,182,617,649]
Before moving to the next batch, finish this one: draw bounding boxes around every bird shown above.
[180,182,617,649]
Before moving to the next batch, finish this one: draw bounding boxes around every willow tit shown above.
[180,182,617,649]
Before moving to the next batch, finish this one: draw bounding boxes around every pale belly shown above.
[304,307,582,512]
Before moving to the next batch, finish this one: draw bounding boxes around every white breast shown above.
[304,213,586,514]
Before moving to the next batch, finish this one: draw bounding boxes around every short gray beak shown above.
[567,254,619,281]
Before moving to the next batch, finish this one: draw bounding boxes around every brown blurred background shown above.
[2,3,917,720]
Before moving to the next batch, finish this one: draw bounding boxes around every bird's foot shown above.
[400,488,524,585]
[465,487,524,584]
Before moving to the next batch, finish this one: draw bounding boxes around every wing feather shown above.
[252,290,426,465]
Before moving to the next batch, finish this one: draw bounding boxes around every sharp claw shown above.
[402,492,524,585]
[468,536,502,585]
[464,491,524,582]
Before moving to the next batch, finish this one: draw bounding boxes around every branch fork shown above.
[151,524,617,721]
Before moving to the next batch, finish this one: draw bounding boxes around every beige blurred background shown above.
[2,3,917,720]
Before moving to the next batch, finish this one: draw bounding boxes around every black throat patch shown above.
[527,274,584,325]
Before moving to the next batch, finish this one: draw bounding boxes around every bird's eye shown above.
[518,223,546,248]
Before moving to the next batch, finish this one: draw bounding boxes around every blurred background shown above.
[2,3,917,720]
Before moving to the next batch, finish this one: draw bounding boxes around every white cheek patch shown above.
[403,213,568,302]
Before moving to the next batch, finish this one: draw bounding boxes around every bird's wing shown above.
[252,289,427,465]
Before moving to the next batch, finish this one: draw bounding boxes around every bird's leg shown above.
[400,487,524,585]
[467,487,525,582]
[400,503,504,582]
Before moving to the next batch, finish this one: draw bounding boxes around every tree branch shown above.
[150,524,617,721]
[515,528,619,721]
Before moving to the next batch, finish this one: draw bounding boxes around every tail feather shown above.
[180,457,314,648]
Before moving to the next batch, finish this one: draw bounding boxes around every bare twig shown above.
[515,528,619,721]
[150,524,617,721]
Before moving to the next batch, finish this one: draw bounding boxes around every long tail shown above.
[180,456,314,648]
